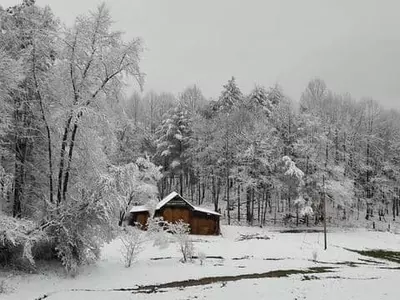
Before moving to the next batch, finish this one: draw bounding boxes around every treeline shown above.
[117,74,400,227]
[142,81,400,227]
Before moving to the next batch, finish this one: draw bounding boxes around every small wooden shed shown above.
[154,192,220,235]
[129,192,220,235]
[128,205,150,228]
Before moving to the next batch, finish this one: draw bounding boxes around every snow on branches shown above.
[0,213,46,266]
[282,156,304,179]
[168,220,194,263]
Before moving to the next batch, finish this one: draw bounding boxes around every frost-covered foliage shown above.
[280,156,305,214]
[0,166,12,210]
[0,213,46,266]
[168,220,194,263]
[179,85,207,114]
[198,251,206,266]
[247,85,273,116]
[119,226,146,267]
[147,217,170,249]
[0,279,6,294]
[109,157,162,225]
[282,156,304,179]
[155,103,192,177]
[301,205,314,217]
[216,76,243,112]
[44,169,129,274]
[325,176,354,208]
[312,249,318,262]
[294,196,313,218]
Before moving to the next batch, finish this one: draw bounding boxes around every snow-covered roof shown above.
[193,206,221,216]
[154,192,220,216]
[129,205,149,213]
[155,191,195,210]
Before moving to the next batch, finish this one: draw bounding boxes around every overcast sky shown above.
[3,0,400,109]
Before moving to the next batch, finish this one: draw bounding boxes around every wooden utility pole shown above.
[323,174,327,250]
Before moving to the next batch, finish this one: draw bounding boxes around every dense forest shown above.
[1,1,400,273]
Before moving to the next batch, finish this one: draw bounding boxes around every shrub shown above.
[168,220,194,263]
[0,279,9,294]
[47,201,115,275]
[312,249,318,262]
[198,251,206,266]
[119,226,146,268]
[0,213,46,268]
[147,217,170,249]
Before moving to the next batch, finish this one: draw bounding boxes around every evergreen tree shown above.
[215,76,243,112]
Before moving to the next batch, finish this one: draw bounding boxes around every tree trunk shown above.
[246,187,251,224]
[226,167,230,225]
[197,174,201,205]
[201,181,205,204]
[392,197,396,221]
[57,114,73,204]
[250,188,255,225]
[13,125,28,218]
[33,49,54,204]
[262,191,268,225]
[257,192,261,223]
[13,154,25,218]
[274,191,278,225]
[334,128,339,165]
[62,120,79,202]
[179,172,183,196]
[237,182,241,222]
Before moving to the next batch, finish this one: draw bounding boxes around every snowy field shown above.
[1,226,400,300]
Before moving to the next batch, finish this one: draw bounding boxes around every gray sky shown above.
[3,0,400,109]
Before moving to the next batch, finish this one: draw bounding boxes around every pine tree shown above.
[247,85,273,116]
[216,76,243,112]
[155,103,193,196]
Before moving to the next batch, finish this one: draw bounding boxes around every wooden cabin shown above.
[128,205,150,229]
[128,192,220,235]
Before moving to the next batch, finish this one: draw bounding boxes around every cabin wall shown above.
[190,213,220,235]
[154,207,219,235]
[129,211,149,229]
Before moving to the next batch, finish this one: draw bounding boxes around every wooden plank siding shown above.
[129,192,220,235]
[128,211,149,229]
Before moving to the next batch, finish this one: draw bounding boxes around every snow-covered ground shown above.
[1,226,400,300]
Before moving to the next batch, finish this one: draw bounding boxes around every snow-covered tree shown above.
[168,220,194,263]
[53,3,144,205]
[247,85,273,115]
[179,85,207,114]
[0,1,59,216]
[119,226,146,268]
[280,156,304,216]
[155,102,193,196]
[110,157,162,225]
[214,76,243,112]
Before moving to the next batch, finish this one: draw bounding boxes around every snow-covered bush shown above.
[110,157,162,226]
[45,179,119,275]
[0,213,46,267]
[198,251,206,265]
[0,279,8,294]
[312,249,318,262]
[168,220,194,263]
[301,205,313,217]
[147,217,170,249]
[119,226,146,267]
